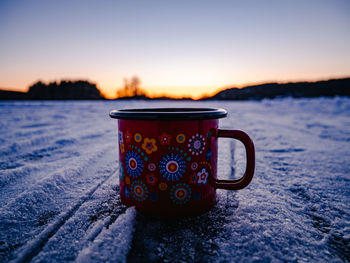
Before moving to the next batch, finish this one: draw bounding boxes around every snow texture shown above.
[75,207,136,263]
[0,98,349,262]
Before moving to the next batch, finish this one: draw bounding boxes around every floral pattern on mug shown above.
[191,162,198,170]
[131,180,149,202]
[146,174,158,186]
[158,132,172,145]
[142,138,158,154]
[196,168,209,185]
[148,163,156,171]
[206,149,212,160]
[125,150,144,178]
[159,153,186,181]
[176,134,186,143]
[158,182,168,191]
[124,187,130,198]
[188,134,206,155]
[125,175,131,185]
[119,143,125,153]
[134,133,142,143]
[119,164,125,180]
[200,161,212,169]
[119,129,221,207]
[125,131,132,143]
[207,130,212,139]
[188,173,197,184]
[119,131,123,143]
[170,183,191,205]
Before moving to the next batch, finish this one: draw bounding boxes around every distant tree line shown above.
[206,78,350,100]
[1,77,349,100]
[26,80,104,100]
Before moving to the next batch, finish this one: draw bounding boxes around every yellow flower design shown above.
[120,143,125,153]
[142,138,158,154]
[158,182,167,191]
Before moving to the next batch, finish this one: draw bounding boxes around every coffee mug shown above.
[109,108,255,218]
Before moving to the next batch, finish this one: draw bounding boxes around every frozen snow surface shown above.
[0,98,349,262]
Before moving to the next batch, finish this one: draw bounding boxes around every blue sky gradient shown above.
[1,0,349,98]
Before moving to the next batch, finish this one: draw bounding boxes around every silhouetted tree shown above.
[116,76,146,98]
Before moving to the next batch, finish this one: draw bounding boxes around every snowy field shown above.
[0,98,349,263]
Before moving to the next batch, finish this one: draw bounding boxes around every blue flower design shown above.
[125,150,143,178]
[206,149,212,161]
[159,153,186,181]
[124,187,130,198]
[119,163,125,180]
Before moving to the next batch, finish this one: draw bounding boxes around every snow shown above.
[0,98,349,262]
[75,207,136,263]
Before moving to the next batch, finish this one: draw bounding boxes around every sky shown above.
[0,0,349,99]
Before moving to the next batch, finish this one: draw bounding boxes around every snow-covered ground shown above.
[0,98,349,262]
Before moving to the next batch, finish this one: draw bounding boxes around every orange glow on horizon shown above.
[2,74,350,100]
[97,73,350,99]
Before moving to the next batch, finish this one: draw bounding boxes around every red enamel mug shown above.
[109,108,255,218]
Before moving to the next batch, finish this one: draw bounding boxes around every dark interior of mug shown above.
[109,108,227,120]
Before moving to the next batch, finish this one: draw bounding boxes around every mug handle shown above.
[215,129,255,190]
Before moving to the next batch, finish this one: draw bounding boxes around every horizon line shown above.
[1,74,350,100]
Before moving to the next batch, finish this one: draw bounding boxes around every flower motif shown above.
[206,149,212,160]
[191,162,198,170]
[119,164,125,180]
[188,134,206,155]
[158,182,168,191]
[124,187,130,197]
[148,163,156,171]
[158,132,172,145]
[142,138,158,154]
[207,130,212,139]
[120,143,125,153]
[125,131,132,143]
[119,131,123,143]
[134,133,142,143]
[170,183,191,205]
[131,180,148,202]
[176,134,186,143]
[125,176,131,185]
[196,168,209,185]
[146,174,158,186]
[125,151,143,178]
[188,173,197,184]
[159,153,186,181]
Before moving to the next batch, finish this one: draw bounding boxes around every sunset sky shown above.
[0,0,349,99]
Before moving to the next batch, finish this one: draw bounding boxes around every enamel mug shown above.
[109,108,255,218]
